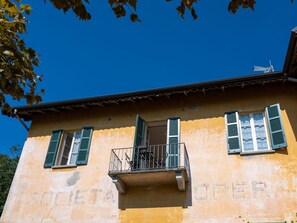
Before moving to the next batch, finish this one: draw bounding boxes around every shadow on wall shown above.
[118,181,192,210]
[283,105,297,142]
[118,148,193,210]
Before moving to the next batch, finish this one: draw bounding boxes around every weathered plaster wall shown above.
[1,83,297,223]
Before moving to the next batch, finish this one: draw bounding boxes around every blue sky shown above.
[1,0,297,154]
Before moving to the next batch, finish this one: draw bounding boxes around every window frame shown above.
[238,112,271,153]
[55,131,82,166]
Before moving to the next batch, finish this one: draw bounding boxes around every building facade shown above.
[1,28,297,223]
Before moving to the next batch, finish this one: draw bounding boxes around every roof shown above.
[8,72,286,121]
[283,27,297,76]
[4,27,297,121]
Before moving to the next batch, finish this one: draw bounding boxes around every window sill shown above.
[52,164,77,169]
[240,150,275,156]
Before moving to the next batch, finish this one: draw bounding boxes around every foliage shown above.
[0,145,21,217]
[48,0,257,22]
[0,0,43,115]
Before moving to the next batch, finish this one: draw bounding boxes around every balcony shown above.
[108,143,190,193]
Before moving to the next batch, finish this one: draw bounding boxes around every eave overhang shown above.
[283,27,297,76]
[4,71,285,121]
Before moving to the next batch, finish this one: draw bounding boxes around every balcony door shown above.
[133,115,180,168]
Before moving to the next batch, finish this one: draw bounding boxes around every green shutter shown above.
[132,115,147,170]
[265,104,287,149]
[76,126,93,165]
[225,112,241,154]
[134,115,146,147]
[44,130,62,168]
[166,118,180,168]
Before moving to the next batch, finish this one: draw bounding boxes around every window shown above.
[44,127,93,168]
[56,131,81,166]
[225,104,287,154]
[239,113,270,152]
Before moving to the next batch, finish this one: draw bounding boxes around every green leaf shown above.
[5,4,20,15]
[20,4,32,15]
[0,147,21,215]
[0,0,42,114]
[3,50,14,56]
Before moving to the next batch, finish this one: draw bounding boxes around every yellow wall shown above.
[1,83,297,223]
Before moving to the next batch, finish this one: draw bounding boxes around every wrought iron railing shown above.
[108,143,189,173]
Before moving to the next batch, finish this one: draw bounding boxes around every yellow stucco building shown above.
[1,28,297,223]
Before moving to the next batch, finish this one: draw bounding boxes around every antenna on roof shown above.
[253,60,274,73]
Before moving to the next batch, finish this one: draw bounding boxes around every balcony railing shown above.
[109,143,189,174]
